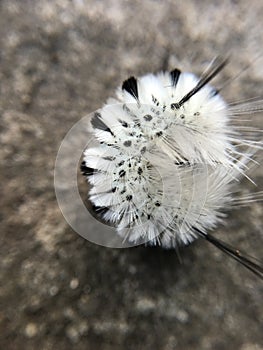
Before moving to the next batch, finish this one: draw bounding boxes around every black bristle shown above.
[172,56,228,109]
[80,161,95,177]
[194,227,263,279]
[122,76,139,100]
[92,205,109,217]
[170,68,181,87]
[91,112,113,135]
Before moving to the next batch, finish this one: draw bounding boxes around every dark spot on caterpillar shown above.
[152,95,160,106]
[123,140,132,147]
[103,156,115,161]
[118,119,128,128]
[112,187,117,193]
[194,112,200,116]
[144,115,152,121]
[122,76,139,99]
[147,214,151,220]
[91,112,114,135]
[118,160,125,166]
[170,68,181,87]
[141,146,146,154]
[156,131,163,137]
[138,167,143,175]
[210,88,219,97]
[120,187,126,194]
[176,160,190,167]
[180,114,185,119]
[155,201,161,207]
[119,170,126,177]
[126,195,132,201]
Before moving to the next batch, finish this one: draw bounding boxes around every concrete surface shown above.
[0,1,262,349]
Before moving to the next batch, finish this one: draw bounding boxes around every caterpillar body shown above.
[81,57,263,278]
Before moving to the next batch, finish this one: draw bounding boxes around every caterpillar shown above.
[81,56,263,278]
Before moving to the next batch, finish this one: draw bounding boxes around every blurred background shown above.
[0,1,262,349]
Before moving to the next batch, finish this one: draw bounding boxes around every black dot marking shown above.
[175,160,190,166]
[123,140,132,147]
[118,119,128,128]
[151,95,160,106]
[119,170,126,177]
[180,114,185,119]
[194,112,200,116]
[120,188,126,194]
[170,68,181,87]
[103,156,115,161]
[118,160,125,166]
[141,146,146,154]
[138,167,143,175]
[147,214,151,220]
[155,201,161,207]
[91,112,113,135]
[144,115,152,122]
[210,88,218,97]
[112,187,117,193]
[122,76,139,99]
[156,131,163,137]
[126,195,132,201]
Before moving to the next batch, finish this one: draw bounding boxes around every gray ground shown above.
[0,1,263,349]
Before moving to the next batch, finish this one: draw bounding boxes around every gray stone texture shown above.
[0,1,262,349]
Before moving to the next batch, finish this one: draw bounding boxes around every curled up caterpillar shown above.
[81,56,263,278]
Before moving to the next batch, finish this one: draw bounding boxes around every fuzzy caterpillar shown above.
[81,57,263,278]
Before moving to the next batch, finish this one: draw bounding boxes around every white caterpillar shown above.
[81,57,263,278]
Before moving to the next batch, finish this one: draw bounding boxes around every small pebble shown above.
[25,323,37,338]
[70,278,79,289]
